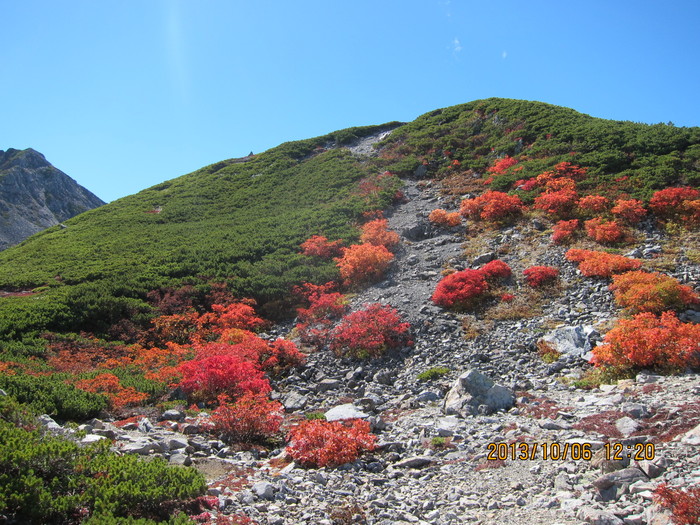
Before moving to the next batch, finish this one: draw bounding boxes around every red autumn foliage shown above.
[193,302,266,342]
[330,303,411,358]
[335,244,394,288]
[584,217,626,245]
[654,484,700,525]
[286,419,377,468]
[211,392,282,444]
[300,235,344,258]
[611,198,647,224]
[178,354,271,404]
[534,186,578,218]
[360,219,400,251]
[295,287,348,348]
[480,260,512,281]
[487,156,518,175]
[552,219,579,244]
[459,191,524,223]
[565,249,642,278]
[649,187,700,221]
[432,269,489,310]
[609,270,700,314]
[577,195,610,215]
[592,311,700,370]
[523,266,559,287]
[75,373,148,409]
[428,209,462,228]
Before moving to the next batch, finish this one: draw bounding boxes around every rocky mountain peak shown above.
[0,147,105,250]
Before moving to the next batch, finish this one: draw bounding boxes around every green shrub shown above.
[417,367,450,381]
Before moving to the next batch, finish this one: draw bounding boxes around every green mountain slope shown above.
[0,98,698,345]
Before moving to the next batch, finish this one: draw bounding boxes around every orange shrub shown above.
[611,198,646,224]
[565,249,642,278]
[609,270,700,313]
[592,311,700,370]
[459,191,524,223]
[577,195,610,215]
[360,219,400,250]
[335,244,394,287]
[534,188,578,217]
[649,187,700,221]
[428,209,462,228]
[75,373,148,409]
[584,217,626,245]
[300,235,344,258]
[552,219,579,244]
[286,419,377,468]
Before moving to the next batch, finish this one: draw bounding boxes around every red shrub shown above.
[432,269,489,309]
[609,270,700,313]
[360,219,400,250]
[611,198,647,224]
[584,217,626,245]
[523,266,559,287]
[480,260,512,281]
[565,249,642,278]
[460,191,524,223]
[552,219,579,244]
[649,187,700,221]
[286,419,377,468]
[211,392,282,444]
[592,311,700,370]
[487,156,518,175]
[194,302,266,341]
[654,484,700,525]
[577,195,610,215]
[193,336,304,376]
[178,354,271,404]
[300,235,344,258]
[336,244,394,288]
[534,188,578,217]
[428,209,462,227]
[330,304,411,358]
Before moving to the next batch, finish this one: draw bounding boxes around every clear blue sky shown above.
[2,1,699,203]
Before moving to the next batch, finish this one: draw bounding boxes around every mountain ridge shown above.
[0,147,105,251]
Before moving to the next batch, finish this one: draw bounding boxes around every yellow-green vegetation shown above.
[417,366,450,381]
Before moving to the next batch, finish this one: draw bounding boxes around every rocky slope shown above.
[0,148,104,250]
[34,134,700,524]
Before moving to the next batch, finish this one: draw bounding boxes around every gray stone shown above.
[393,456,434,469]
[252,481,275,500]
[282,391,308,411]
[121,438,160,455]
[415,391,440,402]
[539,325,594,358]
[443,369,514,417]
[169,453,192,466]
[325,404,369,421]
[615,416,640,437]
[472,252,496,265]
[160,409,185,422]
[81,434,106,445]
[680,422,700,445]
[316,379,342,393]
[168,437,189,450]
[577,506,624,525]
[593,467,647,491]
[37,414,62,432]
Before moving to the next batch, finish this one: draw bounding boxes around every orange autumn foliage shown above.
[75,373,148,409]
[335,243,394,288]
[609,271,700,313]
[565,249,642,278]
[360,219,400,250]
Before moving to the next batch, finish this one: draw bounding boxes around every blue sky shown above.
[2,1,700,203]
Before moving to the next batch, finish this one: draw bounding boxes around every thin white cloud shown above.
[502,50,508,59]
[166,1,189,103]
[453,38,463,53]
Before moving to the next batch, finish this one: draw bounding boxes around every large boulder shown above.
[538,325,597,360]
[443,369,514,417]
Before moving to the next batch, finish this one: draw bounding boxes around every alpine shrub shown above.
[611,198,646,224]
[329,303,411,358]
[609,270,700,313]
[459,191,524,223]
[591,311,700,370]
[300,235,344,258]
[565,249,642,278]
[211,392,282,444]
[523,266,559,287]
[286,419,377,468]
[577,195,611,215]
[178,354,271,404]
[431,269,489,310]
[75,373,148,409]
[294,283,348,348]
[584,217,626,245]
[552,219,579,244]
[654,483,700,525]
[428,209,462,228]
[335,244,394,288]
[480,259,512,281]
[649,187,700,221]
[360,219,400,250]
